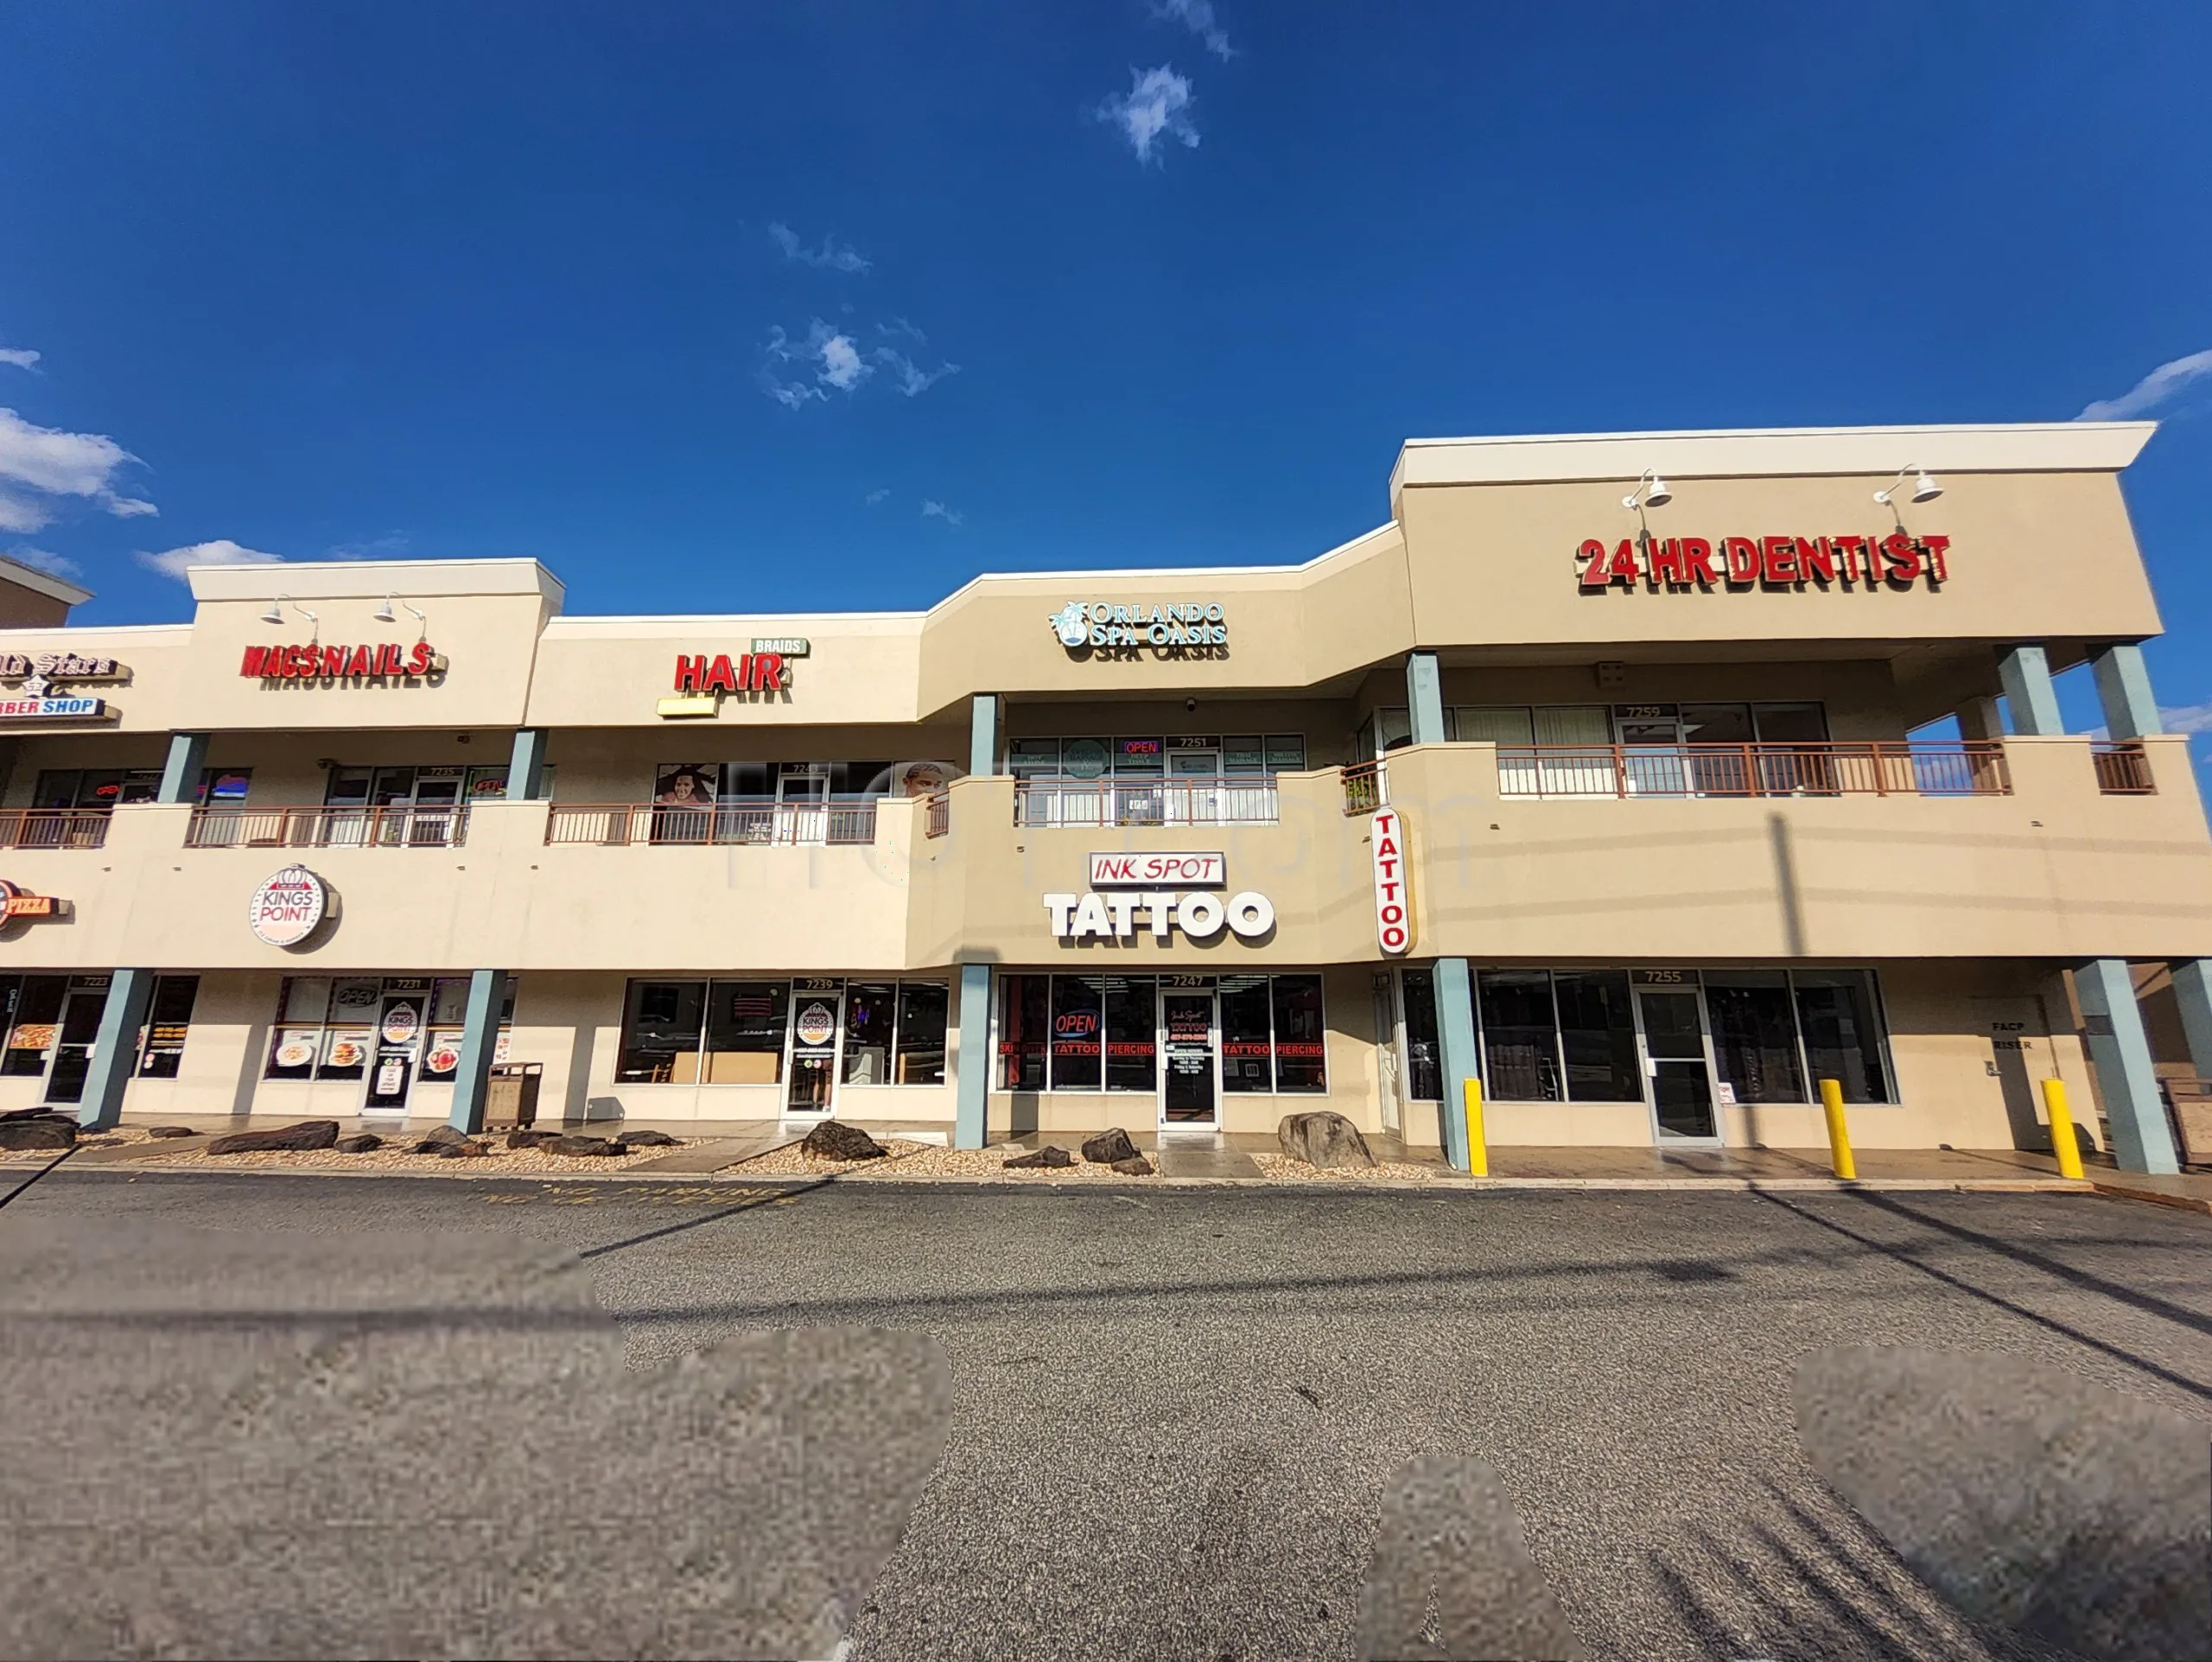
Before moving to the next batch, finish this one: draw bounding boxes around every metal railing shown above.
[924,793,950,838]
[2091,742,2156,795]
[0,809,112,850]
[543,799,879,846]
[1012,776,1281,827]
[186,805,472,848]
[1492,741,2012,799]
[1340,761,1387,816]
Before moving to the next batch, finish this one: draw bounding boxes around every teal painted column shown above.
[2074,958,2179,1174]
[76,968,155,1130]
[507,728,548,799]
[2089,644,2162,740]
[1433,958,1478,1171]
[446,969,505,1134]
[1996,644,2063,736]
[156,732,209,805]
[2167,959,2212,1086]
[955,963,992,1149]
[968,694,1001,779]
[1406,651,1446,745]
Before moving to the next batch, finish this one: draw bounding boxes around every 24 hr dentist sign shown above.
[1046,850,1274,942]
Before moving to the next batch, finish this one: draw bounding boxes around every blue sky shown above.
[1,3,2208,751]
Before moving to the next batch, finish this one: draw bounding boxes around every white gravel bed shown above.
[156,1136,683,1177]
[1251,1150,1446,1183]
[731,1139,1169,1181]
[0,1125,155,1162]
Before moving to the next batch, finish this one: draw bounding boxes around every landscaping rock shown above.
[1004,1145,1074,1169]
[507,1128,561,1149]
[1278,1110,1376,1170]
[206,1120,340,1156]
[435,1140,488,1158]
[334,1134,384,1154]
[412,1124,470,1153]
[0,1117,73,1151]
[1,1105,67,1123]
[540,1135,625,1157]
[1109,1155,1154,1176]
[1080,1128,1140,1165]
[615,1129,679,1147]
[145,1125,200,1139]
[802,1120,887,1161]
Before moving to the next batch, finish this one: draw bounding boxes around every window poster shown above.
[655,764,717,806]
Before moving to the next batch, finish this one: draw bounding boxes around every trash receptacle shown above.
[487,1062,543,1129]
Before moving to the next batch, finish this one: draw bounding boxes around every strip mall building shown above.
[3,423,2207,1174]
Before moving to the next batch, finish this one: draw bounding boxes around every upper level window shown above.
[1010,735,1305,778]
[1446,704,1829,747]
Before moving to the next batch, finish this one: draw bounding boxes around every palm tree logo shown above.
[1048,602,1090,648]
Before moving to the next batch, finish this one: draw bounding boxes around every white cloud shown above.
[2077,348,2212,421]
[864,487,891,506]
[760,319,874,407]
[1154,0,1233,60]
[767,221,872,274]
[819,332,868,391]
[920,500,964,527]
[2158,703,2212,735]
[874,346,959,397]
[0,405,156,525]
[3,544,81,581]
[1098,66,1199,162]
[0,348,40,372]
[133,538,283,582]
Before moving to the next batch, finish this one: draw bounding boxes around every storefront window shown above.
[1271,974,1327,1092]
[1051,976,1104,1091]
[999,975,1049,1090]
[1705,972,1807,1104]
[895,983,949,1085]
[1793,970,1893,1103]
[1399,968,1440,1101]
[702,981,788,1085]
[135,975,200,1078]
[0,975,66,1075]
[1479,970,1560,1101]
[616,980,706,1084]
[1220,974,1273,1093]
[1103,976,1158,1092]
[271,975,510,1085]
[842,982,899,1084]
[1553,971,1640,1100]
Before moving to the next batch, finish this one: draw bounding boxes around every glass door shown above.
[43,984,109,1104]
[1159,990,1217,1125]
[1166,743,1219,825]
[364,990,425,1117]
[777,763,830,845]
[1637,986,1720,1143]
[409,768,464,846]
[785,980,842,1114]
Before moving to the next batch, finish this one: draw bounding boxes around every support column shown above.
[1433,958,1478,1171]
[156,731,209,805]
[446,969,505,1134]
[2088,643,2162,740]
[1406,652,1446,746]
[2166,960,2212,1086]
[507,728,548,799]
[76,968,155,1130]
[1996,644,2063,736]
[2073,958,2179,1174]
[968,694,1001,779]
[955,962,991,1150]
[1955,697,2003,743]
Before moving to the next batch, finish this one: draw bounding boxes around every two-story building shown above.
[2,422,2206,1174]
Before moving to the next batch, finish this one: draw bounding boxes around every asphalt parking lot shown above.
[10,1168,2209,1661]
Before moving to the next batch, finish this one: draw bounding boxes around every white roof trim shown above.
[924,523,1401,614]
[0,553,92,608]
[1389,421,2158,500]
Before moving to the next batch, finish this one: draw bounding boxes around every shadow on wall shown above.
[561,1022,596,1124]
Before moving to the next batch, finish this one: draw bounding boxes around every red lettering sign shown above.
[1578,534,1949,594]
[242,643,442,680]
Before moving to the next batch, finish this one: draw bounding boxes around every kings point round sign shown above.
[249,865,328,946]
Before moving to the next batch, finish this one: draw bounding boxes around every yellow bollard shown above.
[1819,1077,1857,1181]
[1463,1077,1488,1177]
[2042,1077,2085,1181]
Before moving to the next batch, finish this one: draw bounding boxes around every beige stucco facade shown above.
[2,420,2204,1165]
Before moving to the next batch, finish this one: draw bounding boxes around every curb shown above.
[2088,1178,2212,1216]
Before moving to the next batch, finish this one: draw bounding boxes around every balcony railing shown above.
[544,799,879,847]
[0,809,111,850]
[1341,761,1387,816]
[924,793,950,838]
[1493,742,2012,799]
[2092,742,2157,795]
[1013,776,1281,827]
[186,805,472,848]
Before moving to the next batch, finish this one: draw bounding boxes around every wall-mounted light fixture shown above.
[373,594,428,641]
[1874,466,1942,507]
[1621,469,1673,512]
[260,595,319,640]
